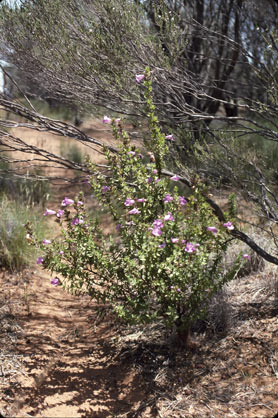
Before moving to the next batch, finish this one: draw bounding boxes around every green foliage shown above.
[30,72,242,336]
[0,195,48,271]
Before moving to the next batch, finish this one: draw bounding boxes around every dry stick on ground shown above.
[1,96,278,266]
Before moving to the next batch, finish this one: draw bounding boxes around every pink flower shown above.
[153,219,164,228]
[153,169,158,174]
[207,226,218,235]
[185,242,198,253]
[42,239,51,245]
[36,257,44,264]
[128,208,141,215]
[155,178,161,183]
[127,151,136,156]
[124,198,135,207]
[72,217,84,225]
[115,118,121,123]
[102,186,110,193]
[136,74,145,83]
[165,134,174,141]
[170,175,180,181]
[223,221,234,230]
[102,115,112,124]
[164,212,174,221]
[243,253,251,260]
[152,228,162,236]
[62,197,74,207]
[43,208,56,216]
[56,209,65,218]
[179,196,187,205]
[77,200,83,206]
[59,251,64,255]
[164,194,173,203]
[137,198,146,203]
[171,238,179,243]
[51,277,60,286]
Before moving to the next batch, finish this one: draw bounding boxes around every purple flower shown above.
[147,177,153,184]
[51,277,60,286]
[77,200,83,206]
[165,134,174,141]
[138,153,143,159]
[171,238,179,243]
[83,178,90,184]
[153,219,164,228]
[223,221,234,230]
[36,257,44,264]
[164,194,174,203]
[164,212,174,221]
[56,209,65,218]
[158,242,166,248]
[207,226,218,235]
[128,208,140,215]
[42,239,51,245]
[102,115,112,124]
[137,198,146,203]
[153,169,158,174]
[127,151,136,156]
[43,208,56,216]
[102,186,110,193]
[72,217,84,225]
[62,197,74,207]
[124,198,135,207]
[179,196,187,206]
[152,227,162,236]
[185,242,198,253]
[136,74,145,83]
[170,175,180,181]
[177,288,181,292]
[116,224,122,231]
[243,253,251,260]
[155,178,161,183]
[59,250,64,255]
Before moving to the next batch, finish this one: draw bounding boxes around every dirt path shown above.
[2,270,149,418]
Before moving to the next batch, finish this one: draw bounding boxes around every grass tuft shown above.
[0,195,48,271]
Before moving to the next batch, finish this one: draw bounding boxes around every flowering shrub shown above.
[28,69,243,344]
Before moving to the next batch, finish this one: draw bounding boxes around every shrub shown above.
[60,142,83,165]
[0,196,48,271]
[0,161,50,207]
[29,70,243,345]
